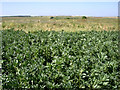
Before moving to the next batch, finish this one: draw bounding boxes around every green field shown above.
[1,16,120,89]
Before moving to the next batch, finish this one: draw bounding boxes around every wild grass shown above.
[2,16,118,32]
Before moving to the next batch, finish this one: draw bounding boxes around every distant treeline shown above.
[2,15,31,17]
[50,16,87,19]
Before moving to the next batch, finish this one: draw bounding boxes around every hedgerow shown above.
[2,29,120,89]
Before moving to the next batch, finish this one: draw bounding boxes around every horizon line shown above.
[0,15,118,17]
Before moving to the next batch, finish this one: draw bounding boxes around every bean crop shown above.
[2,29,120,89]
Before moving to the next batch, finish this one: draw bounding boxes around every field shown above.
[1,16,120,89]
[2,16,118,32]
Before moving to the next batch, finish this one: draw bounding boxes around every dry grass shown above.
[2,16,118,32]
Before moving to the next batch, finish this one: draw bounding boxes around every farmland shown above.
[2,16,118,32]
[1,16,120,89]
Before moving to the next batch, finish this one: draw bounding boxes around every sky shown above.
[1,2,119,17]
[0,0,119,2]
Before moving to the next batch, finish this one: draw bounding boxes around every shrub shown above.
[82,16,87,19]
[50,17,54,19]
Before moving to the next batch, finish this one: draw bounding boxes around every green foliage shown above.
[50,17,54,19]
[82,16,87,19]
[2,29,120,89]
[2,23,6,28]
